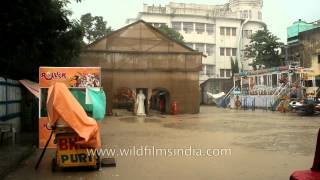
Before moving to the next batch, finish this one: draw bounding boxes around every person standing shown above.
[136,90,146,116]
[159,97,165,114]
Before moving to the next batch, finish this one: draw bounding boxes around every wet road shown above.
[5,107,320,180]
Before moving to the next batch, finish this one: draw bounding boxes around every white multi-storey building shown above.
[127,0,265,84]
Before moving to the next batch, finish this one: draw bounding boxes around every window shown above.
[195,23,205,34]
[206,44,215,56]
[244,10,248,18]
[172,22,182,31]
[226,27,231,36]
[243,30,253,38]
[272,74,278,87]
[153,23,165,28]
[220,47,236,56]
[220,27,225,35]
[248,30,252,37]
[241,10,248,19]
[226,69,231,77]
[183,22,193,33]
[226,48,231,56]
[206,65,215,76]
[263,75,268,86]
[220,69,225,77]
[220,27,236,36]
[206,24,214,35]
[232,48,237,56]
[258,11,262,20]
[232,28,236,36]
[305,80,313,87]
[220,48,225,56]
[195,43,205,52]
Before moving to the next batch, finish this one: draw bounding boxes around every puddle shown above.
[119,117,162,123]
[144,118,162,123]
[233,131,317,155]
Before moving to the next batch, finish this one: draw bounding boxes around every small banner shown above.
[39,67,101,88]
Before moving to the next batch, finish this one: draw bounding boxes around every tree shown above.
[80,13,112,44]
[157,25,185,44]
[0,0,84,80]
[231,57,239,76]
[244,27,284,70]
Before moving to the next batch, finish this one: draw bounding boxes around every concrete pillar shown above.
[193,23,195,33]
[240,77,243,91]
[248,76,251,95]
[181,22,184,32]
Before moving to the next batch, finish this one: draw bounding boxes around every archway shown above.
[112,87,135,112]
[150,88,170,114]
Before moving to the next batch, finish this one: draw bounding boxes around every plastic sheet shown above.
[87,88,106,121]
[46,83,101,148]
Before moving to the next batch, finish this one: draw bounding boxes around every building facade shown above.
[285,26,320,87]
[284,19,320,70]
[299,27,320,77]
[79,21,203,114]
[127,0,265,84]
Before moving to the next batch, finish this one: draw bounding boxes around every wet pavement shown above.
[5,106,320,180]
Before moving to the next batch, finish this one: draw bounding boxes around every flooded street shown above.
[5,106,320,180]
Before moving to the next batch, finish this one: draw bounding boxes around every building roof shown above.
[84,20,204,56]
[287,19,319,39]
[299,26,320,37]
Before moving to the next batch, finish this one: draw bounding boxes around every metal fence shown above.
[0,77,21,132]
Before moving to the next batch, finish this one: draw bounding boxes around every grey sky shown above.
[68,0,320,43]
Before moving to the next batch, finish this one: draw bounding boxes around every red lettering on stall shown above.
[59,138,68,150]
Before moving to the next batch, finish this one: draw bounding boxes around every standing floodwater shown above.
[5,106,320,180]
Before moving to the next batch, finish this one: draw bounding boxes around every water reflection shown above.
[119,117,161,123]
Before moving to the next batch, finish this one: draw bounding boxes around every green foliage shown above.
[244,28,284,70]
[80,13,112,44]
[231,57,240,76]
[157,25,185,44]
[0,0,84,80]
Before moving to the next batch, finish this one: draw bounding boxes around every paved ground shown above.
[0,145,34,179]
[5,106,320,180]
[0,132,36,179]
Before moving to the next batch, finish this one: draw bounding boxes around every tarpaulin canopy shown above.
[70,89,93,112]
[19,79,39,98]
[70,88,106,121]
[287,19,318,39]
[46,82,101,148]
[206,92,225,99]
[87,87,106,121]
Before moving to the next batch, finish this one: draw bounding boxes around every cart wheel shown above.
[51,158,57,172]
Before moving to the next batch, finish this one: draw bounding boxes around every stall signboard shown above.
[39,67,101,88]
[39,67,102,148]
[56,134,96,167]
